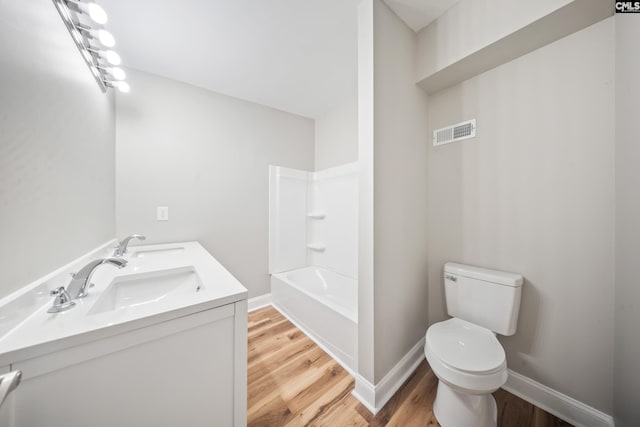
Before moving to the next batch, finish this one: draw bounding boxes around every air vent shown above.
[433,119,476,146]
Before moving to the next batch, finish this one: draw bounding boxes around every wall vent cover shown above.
[433,119,476,146]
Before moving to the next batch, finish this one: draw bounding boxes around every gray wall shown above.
[115,69,314,298]
[314,95,358,171]
[415,0,573,81]
[426,18,615,412]
[0,0,115,299]
[369,0,430,383]
[614,14,640,427]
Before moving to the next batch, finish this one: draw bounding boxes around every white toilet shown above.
[425,262,523,427]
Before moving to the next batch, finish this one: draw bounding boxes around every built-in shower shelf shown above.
[307,243,326,252]
[307,212,326,219]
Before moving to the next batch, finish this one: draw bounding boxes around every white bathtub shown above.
[271,266,357,372]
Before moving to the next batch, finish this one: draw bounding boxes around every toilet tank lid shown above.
[444,262,523,287]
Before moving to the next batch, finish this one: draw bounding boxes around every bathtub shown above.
[271,266,357,373]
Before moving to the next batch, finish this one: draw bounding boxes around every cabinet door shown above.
[11,305,238,427]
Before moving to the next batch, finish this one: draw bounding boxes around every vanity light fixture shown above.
[52,0,130,93]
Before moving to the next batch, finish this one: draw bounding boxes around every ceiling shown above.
[383,0,459,32]
[99,0,455,119]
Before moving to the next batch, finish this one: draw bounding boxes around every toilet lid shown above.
[426,318,506,374]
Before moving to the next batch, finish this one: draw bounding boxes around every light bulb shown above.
[97,29,115,47]
[117,81,130,93]
[105,50,121,65]
[66,1,108,25]
[86,3,107,25]
[110,67,126,80]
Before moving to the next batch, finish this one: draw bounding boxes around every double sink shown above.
[0,240,248,367]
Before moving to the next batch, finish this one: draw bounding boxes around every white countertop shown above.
[0,241,247,366]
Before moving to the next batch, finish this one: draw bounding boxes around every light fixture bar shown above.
[52,0,129,94]
[52,0,107,92]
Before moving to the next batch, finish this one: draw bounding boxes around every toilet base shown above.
[433,380,497,427]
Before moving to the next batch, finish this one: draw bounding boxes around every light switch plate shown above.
[157,206,169,221]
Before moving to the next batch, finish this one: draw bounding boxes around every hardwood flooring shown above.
[248,306,572,427]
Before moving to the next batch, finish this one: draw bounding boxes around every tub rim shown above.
[271,266,357,323]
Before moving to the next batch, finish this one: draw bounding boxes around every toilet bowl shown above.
[425,318,508,427]
[426,263,523,427]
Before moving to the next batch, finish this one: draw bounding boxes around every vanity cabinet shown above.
[0,300,247,427]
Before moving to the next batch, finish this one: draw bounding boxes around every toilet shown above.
[425,262,523,427]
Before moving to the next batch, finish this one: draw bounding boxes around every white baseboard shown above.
[352,377,377,414]
[248,294,272,312]
[503,369,614,427]
[352,338,426,415]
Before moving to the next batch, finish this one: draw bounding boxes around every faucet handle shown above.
[48,287,75,313]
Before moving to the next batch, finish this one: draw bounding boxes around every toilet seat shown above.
[425,318,508,394]
[427,318,505,373]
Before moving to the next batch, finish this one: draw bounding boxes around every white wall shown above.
[614,14,640,427]
[426,18,615,413]
[314,96,358,171]
[357,0,430,384]
[0,0,115,299]
[116,69,314,298]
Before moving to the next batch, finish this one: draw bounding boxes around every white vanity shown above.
[0,241,248,427]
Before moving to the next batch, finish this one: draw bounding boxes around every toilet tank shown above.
[444,262,523,336]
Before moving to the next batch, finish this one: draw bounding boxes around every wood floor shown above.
[248,306,572,427]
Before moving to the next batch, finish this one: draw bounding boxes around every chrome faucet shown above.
[48,286,75,313]
[113,234,146,256]
[66,258,127,299]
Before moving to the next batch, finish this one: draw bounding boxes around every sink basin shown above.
[89,267,203,315]
[130,247,185,259]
